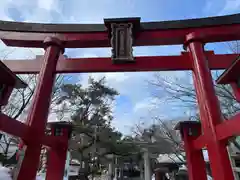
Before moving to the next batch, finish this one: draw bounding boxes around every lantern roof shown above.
[0,61,27,89]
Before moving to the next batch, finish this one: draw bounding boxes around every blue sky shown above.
[0,0,240,134]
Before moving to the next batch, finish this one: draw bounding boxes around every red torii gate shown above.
[0,13,240,180]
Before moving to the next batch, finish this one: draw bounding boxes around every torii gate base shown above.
[1,14,240,180]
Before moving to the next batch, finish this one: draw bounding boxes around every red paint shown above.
[192,135,206,150]
[0,113,68,151]
[0,60,27,106]
[175,121,207,180]
[216,113,240,141]
[45,143,68,180]
[46,123,71,180]
[216,53,240,102]
[182,125,207,180]
[0,15,239,180]
[187,39,234,180]
[1,53,238,74]
[216,55,240,84]
[2,23,240,48]
[155,171,168,180]
[0,113,67,148]
[17,37,63,180]
[42,135,65,149]
[0,61,27,88]
[0,113,28,138]
[0,86,13,106]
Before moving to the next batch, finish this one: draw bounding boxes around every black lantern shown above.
[48,121,73,139]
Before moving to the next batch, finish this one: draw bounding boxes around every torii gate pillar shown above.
[16,37,64,180]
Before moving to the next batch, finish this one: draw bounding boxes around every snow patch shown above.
[0,165,11,180]
[0,164,45,180]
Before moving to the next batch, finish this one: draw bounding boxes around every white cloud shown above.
[37,0,59,12]
[203,1,214,14]
[0,45,44,60]
[204,0,240,16]
[133,97,161,113]
[220,0,240,14]
[0,0,14,21]
[111,115,136,134]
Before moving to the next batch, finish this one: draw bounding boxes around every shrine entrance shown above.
[0,13,240,180]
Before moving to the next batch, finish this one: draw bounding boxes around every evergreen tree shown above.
[57,77,140,179]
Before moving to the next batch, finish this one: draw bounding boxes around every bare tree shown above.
[147,41,240,153]
[129,41,240,170]
[0,74,36,166]
[131,119,185,163]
